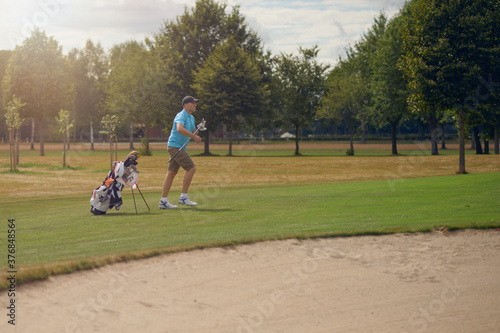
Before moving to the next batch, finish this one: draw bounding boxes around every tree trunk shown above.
[484,139,489,154]
[15,128,20,166]
[458,111,466,174]
[9,130,14,171]
[295,124,300,155]
[426,114,439,155]
[144,124,150,155]
[349,132,354,152]
[31,118,35,150]
[66,116,71,151]
[39,118,45,156]
[441,124,446,149]
[348,118,355,154]
[73,118,77,145]
[390,121,398,155]
[228,127,233,156]
[204,130,210,155]
[109,135,113,169]
[129,122,134,149]
[418,123,425,141]
[90,118,94,151]
[63,136,66,168]
[360,119,366,144]
[494,123,499,155]
[473,126,482,154]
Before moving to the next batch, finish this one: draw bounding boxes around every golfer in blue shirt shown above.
[160,96,202,209]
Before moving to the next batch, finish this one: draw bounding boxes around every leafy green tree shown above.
[99,114,120,168]
[1,29,74,156]
[103,41,144,149]
[400,0,499,171]
[104,41,177,155]
[320,14,388,153]
[150,0,265,148]
[152,0,262,92]
[0,50,14,140]
[321,61,364,154]
[369,13,409,155]
[55,109,73,167]
[350,13,388,143]
[193,37,269,156]
[68,40,108,150]
[132,49,178,155]
[4,96,25,171]
[272,45,329,155]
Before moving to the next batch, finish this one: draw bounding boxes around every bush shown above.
[139,138,153,156]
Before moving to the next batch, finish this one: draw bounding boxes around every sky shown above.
[0,0,407,66]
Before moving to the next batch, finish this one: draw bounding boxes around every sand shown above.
[2,229,500,333]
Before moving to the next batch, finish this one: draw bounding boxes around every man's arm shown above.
[177,123,202,143]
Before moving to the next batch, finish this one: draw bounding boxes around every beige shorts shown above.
[167,147,195,172]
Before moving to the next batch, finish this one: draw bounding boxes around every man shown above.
[159,96,202,209]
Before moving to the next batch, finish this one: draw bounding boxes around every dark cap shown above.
[182,96,199,106]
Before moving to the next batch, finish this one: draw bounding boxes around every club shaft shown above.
[169,128,201,163]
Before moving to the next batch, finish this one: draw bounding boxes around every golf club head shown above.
[197,118,207,131]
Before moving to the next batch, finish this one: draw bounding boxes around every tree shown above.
[370,13,409,155]
[0,50,14,140]
[103,41,177,155]
[193,37,269,156]
[150,0,265,151]
[400,0,499,171]
[132,49,178,155]
[321,61,364,154]
[1,29,74,156]
[351,13,388,144]
[153,0,262,92]
[99,114,120,168]
[4,96,25,171]
[68,39,108,150]
[55,109,73,168]
[272,46,329,155]
[104,41,144,149]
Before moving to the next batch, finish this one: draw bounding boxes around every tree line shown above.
[1,0,498,173]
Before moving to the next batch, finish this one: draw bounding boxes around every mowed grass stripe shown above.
[1,172,498,270]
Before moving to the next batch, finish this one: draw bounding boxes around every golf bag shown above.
[90,151,141,215]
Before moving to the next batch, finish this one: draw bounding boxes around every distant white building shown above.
[280,132,296,139]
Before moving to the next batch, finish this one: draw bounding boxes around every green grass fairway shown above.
[1,171,499,289]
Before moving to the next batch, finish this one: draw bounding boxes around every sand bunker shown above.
[2,229,500,333]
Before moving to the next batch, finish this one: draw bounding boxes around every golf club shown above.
[169,118,207,163]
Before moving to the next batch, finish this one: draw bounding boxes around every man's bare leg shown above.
[162,170,177,198]
[182,167,196,194]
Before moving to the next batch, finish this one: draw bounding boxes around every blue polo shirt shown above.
[167,110,196,149]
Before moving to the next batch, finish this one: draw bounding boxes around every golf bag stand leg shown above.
[131,187,138,214]
[136,185,150,211]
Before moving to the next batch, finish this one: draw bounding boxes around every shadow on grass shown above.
[184,208,236,213]
[99,208,236,216]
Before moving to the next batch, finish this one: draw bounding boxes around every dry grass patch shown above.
[1,142,499,202]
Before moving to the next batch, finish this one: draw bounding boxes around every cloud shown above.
[233,0,405,64]
[0,0,407,65]
[0,0,186,51]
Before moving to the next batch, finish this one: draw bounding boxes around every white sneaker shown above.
[159,200,178,209]
[178,197,197,206]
